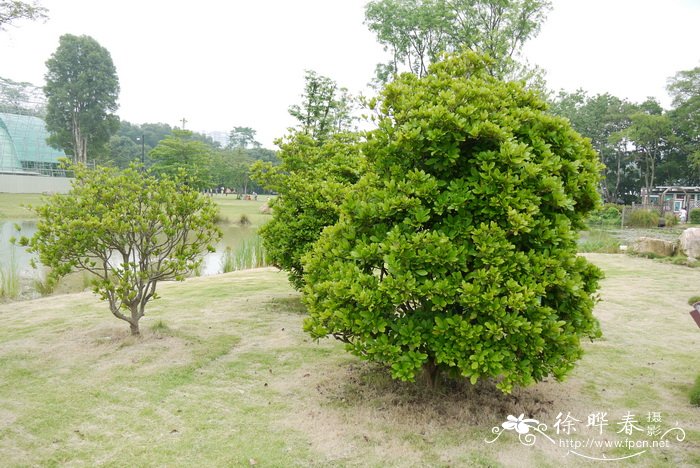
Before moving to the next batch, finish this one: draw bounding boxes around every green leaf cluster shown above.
[149,130,213,190]
[22,164,221,335]
[251,132,365,289]
[302,52,603,392]
[365,0,552,82]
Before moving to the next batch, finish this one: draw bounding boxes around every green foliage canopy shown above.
[149,129,213,189]
[44,34,120,164]
[365,0,551,82]
[668,66,700,175]
[288,70,354,142]
[302,53,603,392]
[227,126,260,149]
[22,165,221,335]
[549,90,637,203]
[252,132,365,289]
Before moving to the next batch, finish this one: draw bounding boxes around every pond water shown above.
[0,219,260,288]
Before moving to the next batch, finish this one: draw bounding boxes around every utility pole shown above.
[136,134,145,170]
[140,133,145,166]
[180,118,187,130]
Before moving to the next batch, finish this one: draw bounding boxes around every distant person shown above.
[680,207,688,223]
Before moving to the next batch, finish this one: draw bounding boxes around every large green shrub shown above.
[625,209,659,228]
[689,208,700,224]
[302,53,603,393]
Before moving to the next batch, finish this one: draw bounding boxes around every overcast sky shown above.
[1,0,698,147]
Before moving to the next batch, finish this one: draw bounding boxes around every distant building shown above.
[641,186,700,212]
[0,112,66,175]
[206,131,229,148]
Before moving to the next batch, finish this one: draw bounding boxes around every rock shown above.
[679,228,700,258]
[631,237,676,257]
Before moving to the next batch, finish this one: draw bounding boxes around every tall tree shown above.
[667,66,700,181]
[0,0,47,30]
[44,34,120,164]
[149,129,213,189]
[621,104,674,198]
[549,90,637,202]
[0,76,45,116]
[366,0,451,80]
[288,70,354,142]
[227,126,260,149]
[365,0,551,82]
[252,71,360,288]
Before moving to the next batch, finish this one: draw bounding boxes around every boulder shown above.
[631,237,676,257]
[679,228,700,258]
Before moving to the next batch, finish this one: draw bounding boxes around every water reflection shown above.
[0,219,258,279]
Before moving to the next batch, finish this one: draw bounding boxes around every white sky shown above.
[1,0,698,148]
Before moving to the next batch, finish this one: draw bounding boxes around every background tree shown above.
[149,129,213,189]
[0,76,45,116]
[288,70,354,141]
[22,165,221,336]
[101,121,221,170]
[617,101,674,198]
[446,0,551,77]
[252,72,362,289]
[0,0,47,30]
[101,135,142,169]
[44,34,120,164]
[252,132,364,289]
[365,0,451,79]
[227,126,260,149]
[365,0,551,82]
[668,66,700,181]
[549,90,637,202]
[302,53,602,392]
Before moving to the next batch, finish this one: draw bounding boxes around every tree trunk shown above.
[130,303,144,336]
[421,358,441,389]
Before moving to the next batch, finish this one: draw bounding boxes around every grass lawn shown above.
[0,193,44,219]
[212,194,273,228]
[0,192,273,227]
[0,256,699,466]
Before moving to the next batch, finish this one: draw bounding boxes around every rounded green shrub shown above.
[689,208,700,224]
[626,209,659,228]
[302,53,603,393]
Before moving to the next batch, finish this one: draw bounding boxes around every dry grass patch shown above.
[0,260,698,466]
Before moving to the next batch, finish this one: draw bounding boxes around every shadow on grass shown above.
[317,361,558,427]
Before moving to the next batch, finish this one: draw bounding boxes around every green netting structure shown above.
[0,112,65,174]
